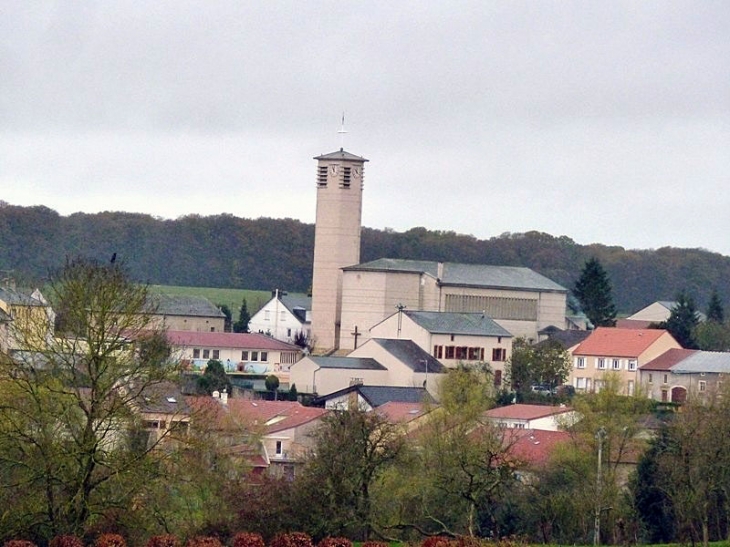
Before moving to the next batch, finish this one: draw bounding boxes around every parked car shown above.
[530,384,552,395]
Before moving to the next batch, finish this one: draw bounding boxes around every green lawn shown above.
[149,285,273,315]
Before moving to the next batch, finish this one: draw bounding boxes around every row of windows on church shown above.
[432,345,507,362]
[444,294,538,321]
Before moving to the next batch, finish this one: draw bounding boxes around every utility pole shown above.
[594,427,606,546]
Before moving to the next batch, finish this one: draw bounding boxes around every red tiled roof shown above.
[376,401,432,424]
[485,404,572,421]
[225,399,329,433]
[640,348,698,371]
[505,429,571,467]
[573,327,671,358]
[166,330,300,351]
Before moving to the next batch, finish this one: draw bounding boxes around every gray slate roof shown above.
[0,287,45,306]
[671,351,730,374]
[137,381,191,415]
[345,259,566,293]
[316,385,434,407]
[314,148,369,162]
[369,338,447,373]
[307,356,387,371]
[150,294,225,318]
[280,293,311,323]
[404,311,512,338]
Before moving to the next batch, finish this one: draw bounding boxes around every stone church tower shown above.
[310,148,368,352]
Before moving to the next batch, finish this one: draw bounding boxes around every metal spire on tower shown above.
[338,112,347,150]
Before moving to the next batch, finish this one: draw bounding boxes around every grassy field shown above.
[149,285,274,315]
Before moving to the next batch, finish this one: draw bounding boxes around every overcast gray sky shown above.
[2,1,729,255]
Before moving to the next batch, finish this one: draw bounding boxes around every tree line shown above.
[3,202,730,314]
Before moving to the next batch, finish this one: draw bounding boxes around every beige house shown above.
[289,337,447,397]
[0,287,54,352]
[369,309,512,386]
[640,348,730,403]
[146,294,226,332]
[339,259,569,351]
[166,330,302,378]
[569,327,681,395]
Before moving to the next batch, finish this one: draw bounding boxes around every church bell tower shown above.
[310,148,368,352]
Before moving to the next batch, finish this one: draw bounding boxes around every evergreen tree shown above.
[661,291,700,349]
[219,303,233,332]
[573,257,617,328]
[196,359,233,395]
[706,289,724,323]
[233,298,250,333]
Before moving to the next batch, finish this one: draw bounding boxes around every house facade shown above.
[338,259,569,351]
[569,327,681,395]
[166,330,302,377]
[369,309,512,386]
[248,290,311,344]
[640,348,730,403]
[146,294,226,332]
[289,337,446,397]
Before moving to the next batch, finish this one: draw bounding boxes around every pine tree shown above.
[573,257,617,328]
[706,289,725,323]
[662,291,699,349]
[233,298,250,333]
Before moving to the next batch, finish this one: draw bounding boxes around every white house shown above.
[248,290,311,345]
[165,330,302,377]
[484,403,577,431]
[289,338,447,397]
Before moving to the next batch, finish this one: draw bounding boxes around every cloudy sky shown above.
[2,1,729,255]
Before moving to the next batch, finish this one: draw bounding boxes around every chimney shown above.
[437,262,444,280]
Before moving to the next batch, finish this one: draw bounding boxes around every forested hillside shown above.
[2,202,730,315]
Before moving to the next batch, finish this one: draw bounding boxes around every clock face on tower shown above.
[329,164,338,175]
[352,167,361,178]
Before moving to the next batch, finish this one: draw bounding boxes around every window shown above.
[287,328,292,337]
[468,347,481,360]
[193,348,201,359]
[260,352,268,362]
[276,441,283,455]
[699,381,707,392]
[628,380,635,396]
[628,360,637,372]
[264,310,270,321]
[433,345,443,359]
[251,351,259,362]
[648,373,653,384]
[494,369,502,387]
[455,346,468,360]
[450,334,455,342]
[341,166,351,188]
[203,349,210,359]
[212,350,220,359]
[663,374,668,384]
[492,348,506,362]
[576,377,586,389]
[445,346,455,359]
[242,351,249,360]
[612,359,621,370]
[576,357,586,369]
[210,326,215,332]
[281,311,286,321]
[597,358,606,370]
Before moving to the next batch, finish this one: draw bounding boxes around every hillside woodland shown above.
[2,203,730,314]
